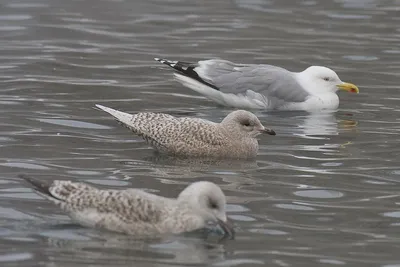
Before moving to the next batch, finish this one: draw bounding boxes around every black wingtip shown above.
[19,174,52,197]
[154,57,176,67]
[155,57,220,91]
[154,57,167,64]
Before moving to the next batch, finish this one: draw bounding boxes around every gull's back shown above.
[126,114,257,158]
[129,114,227,154]
[196,60,309,103]
[21,175,194,236]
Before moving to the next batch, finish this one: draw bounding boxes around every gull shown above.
[154,57,359,111]
[20,174,234,238]
[95,104,276,159]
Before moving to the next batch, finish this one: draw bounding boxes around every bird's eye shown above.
[323,77,330,81]
[242,121,251,127]
[208,201,218,209]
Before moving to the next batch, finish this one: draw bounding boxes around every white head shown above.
[178,181,234,236]
[297,66,359,95]
[221,110,276,138]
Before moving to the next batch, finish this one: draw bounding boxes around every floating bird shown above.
[20,174,234,238]
[95,104,275,159]
[154,57,359,111]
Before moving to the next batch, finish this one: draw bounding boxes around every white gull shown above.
[154,57,359,111]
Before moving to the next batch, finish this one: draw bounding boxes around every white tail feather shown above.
[95,104,134,126]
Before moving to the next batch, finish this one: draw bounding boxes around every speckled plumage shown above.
[95,104,275,159]
[20,175,234,238]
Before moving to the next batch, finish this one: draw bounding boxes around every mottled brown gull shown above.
[95,104,276,159]
[154,57,359,111]
[20,174,234,238]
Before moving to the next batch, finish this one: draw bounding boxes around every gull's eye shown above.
[323,77,330,81]
[242,120,252,127]
[208,200,218,209]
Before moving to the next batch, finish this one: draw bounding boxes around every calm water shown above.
[1,0,400,266]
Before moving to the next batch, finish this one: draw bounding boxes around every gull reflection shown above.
[42,228,229,266]
[296,111,357,138]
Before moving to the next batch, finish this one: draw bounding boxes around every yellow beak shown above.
[337,82,359,94]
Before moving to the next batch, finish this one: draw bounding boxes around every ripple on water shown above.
[0,137,16,142]
[66,170,103,176]
[226,204,250,212]
[36,119,111,129]
[294,190,344,199]
[318,258,346,265]
[88,179,130,186]
[0,26,26,31]
[0,15,32,20]
[343,55,379,61]
[0,162,50,170]
[249,229,288,236]
[229,215,256,222]
[0,207,36,220]
[382,211,400,218]
[2,236,37,242]
[275,203,316,211]
[40,229,91,241]
[383,50,400,54]
[6,3,49,8]
[322,13,371,19]
[213,259,265,266]
[0,253,32,263]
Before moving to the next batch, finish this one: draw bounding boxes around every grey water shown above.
[1,0,400,266]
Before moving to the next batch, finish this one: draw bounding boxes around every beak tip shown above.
[262,128,276,135]
[217,219,235,239]
[338,82,360,94]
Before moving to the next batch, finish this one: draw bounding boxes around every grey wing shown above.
[195,59,310,103]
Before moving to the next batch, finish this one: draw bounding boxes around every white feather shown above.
[173,73,269,109]
[96,104,134,126]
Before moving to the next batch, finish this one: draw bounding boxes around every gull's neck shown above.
[293,71,320,96]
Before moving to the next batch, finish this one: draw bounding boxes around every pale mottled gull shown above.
[154,57,359,111]
[95,104,276,159]
[20,174,234,238]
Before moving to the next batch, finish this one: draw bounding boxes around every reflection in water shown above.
[112,155,259,183]
[41,229,229,266]
[334,0,380,9]
[146,155,259,176]
[288,110,357,138]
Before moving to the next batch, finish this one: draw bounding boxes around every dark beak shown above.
[260,127,276,136]
[217,218,235,239]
